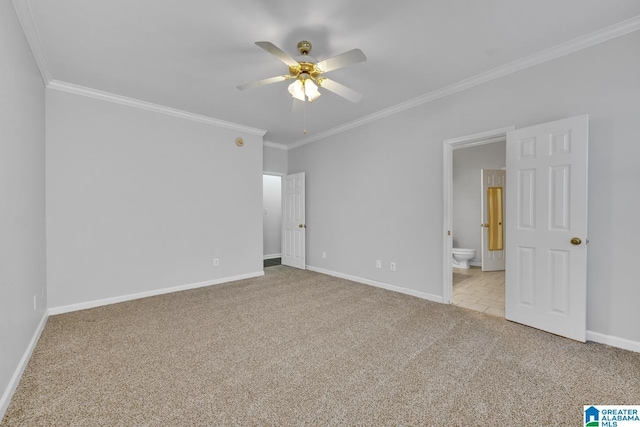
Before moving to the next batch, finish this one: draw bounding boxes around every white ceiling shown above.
[21,0,640,147]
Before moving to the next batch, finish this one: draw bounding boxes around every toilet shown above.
[452,248,476,269]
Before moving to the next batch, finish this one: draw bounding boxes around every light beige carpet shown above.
[3,266,639,426]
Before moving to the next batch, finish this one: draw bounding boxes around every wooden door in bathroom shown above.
[505,115,588,342]
[481,169,506,271]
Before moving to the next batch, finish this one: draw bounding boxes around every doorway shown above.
[281,172,306,269]
[452,268,505,316]
[443,116,588,342]
[442,126,514,306]
[263,174,282,268]
[449,135,507,316]
[263,172,307,270]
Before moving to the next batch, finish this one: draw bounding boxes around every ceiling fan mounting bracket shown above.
[297,40,312,55]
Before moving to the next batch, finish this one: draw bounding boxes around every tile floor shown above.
[452,266,505,317]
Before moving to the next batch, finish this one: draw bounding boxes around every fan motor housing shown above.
[288,62,322,80]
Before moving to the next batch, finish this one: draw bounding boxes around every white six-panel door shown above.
[481,169,506,271]
[505,115,588,342]
[281,172,306,269]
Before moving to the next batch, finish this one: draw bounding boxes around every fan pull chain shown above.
[303,91,307,134]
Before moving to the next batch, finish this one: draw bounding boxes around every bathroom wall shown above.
[263,175,282,258]
[452,141,506,264]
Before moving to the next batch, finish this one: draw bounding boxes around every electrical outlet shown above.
[213,258,220,267]
[376,260,382,269]
[390,262,396,271]
[322,251,326,259]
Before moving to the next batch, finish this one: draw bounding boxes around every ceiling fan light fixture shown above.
[288,80,305,101]
[289,78,321,102]
[240,40,366,108]
[305,80,321,102]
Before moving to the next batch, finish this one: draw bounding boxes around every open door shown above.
[481,169,506,271]
[505,115,588,342]
[281,172,306,269]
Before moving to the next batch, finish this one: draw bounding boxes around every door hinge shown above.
[447,230,451,236]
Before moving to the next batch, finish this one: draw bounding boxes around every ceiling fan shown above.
[237,40,366,104]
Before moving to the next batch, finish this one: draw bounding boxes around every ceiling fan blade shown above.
[255,41,299,67]
[316,49,366,73]
[319,78,362,103]
[237,75,289,91]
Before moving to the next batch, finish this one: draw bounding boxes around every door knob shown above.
[570,237,582,245]
[299,224,306,228]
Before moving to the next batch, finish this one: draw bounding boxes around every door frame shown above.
[262,173,285,262]
[442,126,514,304]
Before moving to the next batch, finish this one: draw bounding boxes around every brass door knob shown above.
[298,224,306,228]
[570,237,582,245]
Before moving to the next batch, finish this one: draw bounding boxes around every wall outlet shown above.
[376,260,382,269]
[390,262,396,271]
[322,251,326,259]
[213,258,220,267]
[33,295,37,310]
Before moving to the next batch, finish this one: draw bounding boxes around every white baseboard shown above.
[306,265,443,303]
[0,310,49,421]
[305,266,640,353]
[48,271,265,315]
[586,330,640,353]
[263,253,281,260]
[470,261,482,267]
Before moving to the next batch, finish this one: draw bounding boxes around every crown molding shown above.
[12,0,53,85]
[288,14,640,150]
[263,140,289,150]
[48,80,267,136]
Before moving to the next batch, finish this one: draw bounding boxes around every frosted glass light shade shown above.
[288,80,305,101]
[289,79,322,102]
[305,80,321,102]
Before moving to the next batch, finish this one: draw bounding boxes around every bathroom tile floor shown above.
[453,266,505,317]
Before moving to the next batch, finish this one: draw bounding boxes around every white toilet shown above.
[452,248,476,269]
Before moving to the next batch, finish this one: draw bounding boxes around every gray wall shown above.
[263,145,287,175]
[288,31,640,344]
[452,141,506,263]
[46,90,264,309]
[0,1,47,416]
[263,175,282,258]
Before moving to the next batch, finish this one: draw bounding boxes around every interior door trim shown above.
[442,126,515,304]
